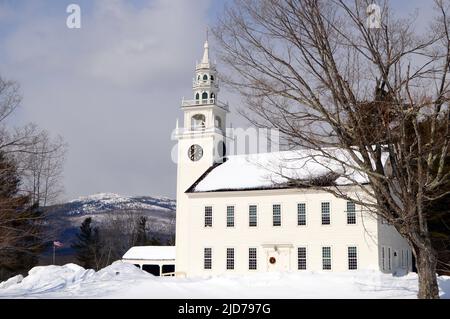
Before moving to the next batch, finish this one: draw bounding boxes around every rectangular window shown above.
[388,247,391,270]
[204,206,212,227]
[204,248,212,270]
[348,246,357,270]
[249,205,257,227]
[346,201,356,224]
[297,203,306,226]
[381,247,385,270]
[406,250,409,269]
[226,248,235,270]
[249,248,257,270]
[297,247,307,270]
[401,250,405,268]
[322,246,332,270]
[226,206,235,227]
[321,202,331,225]
[273,204,281,226]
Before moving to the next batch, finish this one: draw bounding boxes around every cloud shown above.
[1,0,432,201]
[0,0,213,200]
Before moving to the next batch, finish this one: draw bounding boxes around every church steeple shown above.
[179,39,229,135]
[189,37,221,106]
[174,38,230,279]
[201,40,210,66]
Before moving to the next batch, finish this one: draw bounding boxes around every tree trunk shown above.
[413,242,440,299]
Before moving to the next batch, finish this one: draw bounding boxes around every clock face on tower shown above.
[188,144,203,161]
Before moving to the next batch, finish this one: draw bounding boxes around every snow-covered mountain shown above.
[42,193,176,262]
[50,192,176,216]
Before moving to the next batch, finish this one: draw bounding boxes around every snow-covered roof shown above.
[189,149,387,193]
[122,246,176,261]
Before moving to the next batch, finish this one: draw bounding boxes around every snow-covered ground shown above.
[0,261,449,299]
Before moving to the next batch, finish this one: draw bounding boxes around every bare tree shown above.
[0,150,45,280]
[0,78,38,155]
[0,75,67,278]
[18,132,67,207]
[0,75,67,207]
[214,0,449,298]
[88,210,171,268]
[98,210,141,265]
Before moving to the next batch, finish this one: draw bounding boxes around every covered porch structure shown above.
[122,246,176,276]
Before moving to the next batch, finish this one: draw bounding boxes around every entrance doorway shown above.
[262,244,292,272]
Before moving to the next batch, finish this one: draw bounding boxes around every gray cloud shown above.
[0,0,221,201]
[0,0,435,202]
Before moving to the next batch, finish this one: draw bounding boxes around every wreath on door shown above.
[269,257,276,264]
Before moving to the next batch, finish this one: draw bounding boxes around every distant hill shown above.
[49,192,176,216]
[41,193,176,264]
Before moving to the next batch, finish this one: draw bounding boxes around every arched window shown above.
[203,74,208,81]
[210,75,214,81]
[210,92,215,100]
[191,114,206,130]
[202,92,208,100]
[197,75,201,81]
[214,116,222,129]
[195,92,200,100]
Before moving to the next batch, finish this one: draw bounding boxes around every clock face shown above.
[188,144,203,161]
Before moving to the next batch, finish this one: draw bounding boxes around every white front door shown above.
[265,247,291,272]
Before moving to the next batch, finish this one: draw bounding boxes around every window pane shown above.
[322,246,331,270]
[348,246,357,270]
[321,202,330,225]
[347,201,356,224]
[273,204,281,226]
[347,201,355,212]
[249,205,257,227]
[227,248,235,270]
[298,247,307,270]
[204,248,212,270]
[322,247,331,258]
[204,206,212,227]
[297,203,306,226]
[226,206,235,227]
[249,248,257,270]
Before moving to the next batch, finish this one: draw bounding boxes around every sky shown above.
[0,0,438,201]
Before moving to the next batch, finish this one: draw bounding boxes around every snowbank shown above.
[0,262,448,299]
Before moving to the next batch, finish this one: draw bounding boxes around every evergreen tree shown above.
[148,236,162,246]
[71,217,101,270]
[132,216,163,246]
[0,151,45,281]
[134,216,148,246]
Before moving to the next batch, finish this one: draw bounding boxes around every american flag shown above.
[53,241,64,248]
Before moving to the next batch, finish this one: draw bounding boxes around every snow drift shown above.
[0,261,449,299]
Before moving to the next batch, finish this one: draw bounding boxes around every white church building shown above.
[173,40,412,277]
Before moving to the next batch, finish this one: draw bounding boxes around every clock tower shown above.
[174,39,229,274]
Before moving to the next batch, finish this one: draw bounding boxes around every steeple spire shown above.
[201,28,210,66]
[201,39,209,65]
